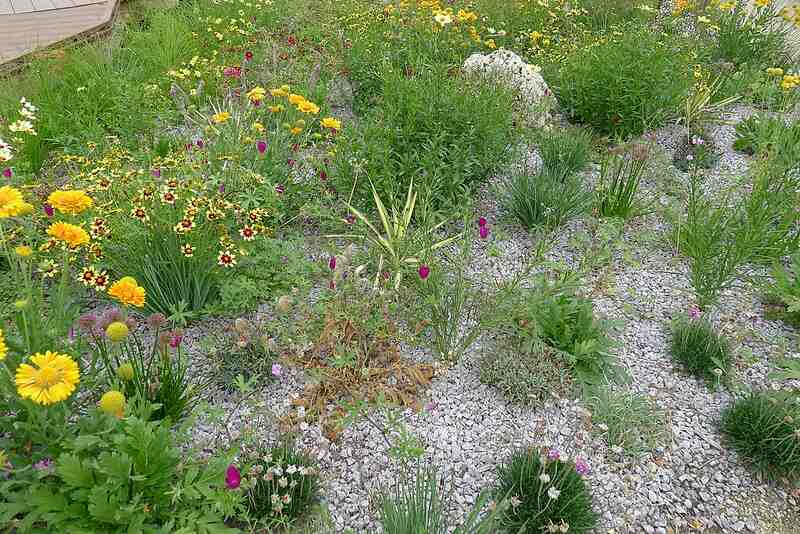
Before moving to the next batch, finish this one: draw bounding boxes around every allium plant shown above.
[243,443,319,527]
[495,448,598,534]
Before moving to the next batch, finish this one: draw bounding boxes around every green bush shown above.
[333,70,514,209]
[507,170,592,229]
[244,443,319,526]
[203,318,278,392]
[732,115,783,155]
[479,338,572,404]
[586,387,667,457]
[596,143,650,219]
[513,275,618,384]
[668,314,732,386]
[495,448,597,534]
[764,251,800,327]
[720,390,800,481]
[537,127,594,180]
[711,2,792,69]
[553,28,693,138]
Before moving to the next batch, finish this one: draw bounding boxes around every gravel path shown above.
[188,106,800,533]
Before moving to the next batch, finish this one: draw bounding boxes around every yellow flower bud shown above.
[116,362,134,381]
[14,245,32,257]
[105,321,130,343]
[99,390,125,418]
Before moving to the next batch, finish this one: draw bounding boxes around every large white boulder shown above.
[462,48,552,126]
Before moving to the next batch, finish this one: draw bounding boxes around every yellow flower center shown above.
[35,366,62,388]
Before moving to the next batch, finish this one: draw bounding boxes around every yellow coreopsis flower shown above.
[14,245,32,257]
[108,276,146,307]
[321,117,342,130]
[47,190,93,215]
[211,111,231,124]
[15,351,80,405]
[755,0,770,7]
[268,105,285,113]
[99,390,126,418]
[288,93,306,105]
[47,222,90,248]
[296,100,320,114]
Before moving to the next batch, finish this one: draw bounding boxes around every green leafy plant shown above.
[513,274,618,385]
[672,129,719,172]
[732,114,783,155]
[586,387,668,457]
[764,251,800,326]
[720,390,800,481]
[597,143,651,219]
[553,28,693,137]
[333,69,514,209]
[668,313,732,387]
[507,169,592,229]
[707,1,792,69]
[380,464,508,534]
[495,448,598,534]
[1,403,239,532]
[243,442,319,528]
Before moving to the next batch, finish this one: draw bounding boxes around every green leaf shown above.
[57,454,94,489]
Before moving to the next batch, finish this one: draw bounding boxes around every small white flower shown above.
[278,476,289,488]
[547,486,561,500]
[286,464,298,474]
[539,473,551,484]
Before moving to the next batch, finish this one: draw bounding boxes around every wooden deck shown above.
[0,0,118,65]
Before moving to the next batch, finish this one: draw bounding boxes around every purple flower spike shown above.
[329,256,336,270]
[688,306,701,320]
[547,449,560,461]
[43,204,54,217]
[257,140,267,154]
[479,225,490,239]
[478,217,487,227]
[2,168,11,178]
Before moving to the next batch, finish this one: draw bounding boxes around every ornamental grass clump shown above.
[507,169,592,229]
[597,142,651,219]
[668,310,732,387]
[536,126,593,181]
[720,390,800,481]
[243,443,319,526]
[495,448,597,534]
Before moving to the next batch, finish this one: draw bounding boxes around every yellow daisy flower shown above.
[15,351,80,405]
[108,276,146,308]
[47,190,93,215]
[47,222,90,248]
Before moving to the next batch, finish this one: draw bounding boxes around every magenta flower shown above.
[34,458,54,471]
[319,170,328,181]
[328,279,336,290]
[418,265,430,280]
[219,183,225,194]
[271,363,283,377]
[196,139,205,149]
[152,168,161,178]
[244,51,254,61]
[225,465,241,489]
[688,306,701,320]
[329,255,336,270]
[169,331,183,349]
[43,203,54,217]
[575,458,590,476]
[287,158,295,167]
[287,35,297,46]
[547,449,560,461]
[275,183,285,195]
[478,217,487,227]
[344,214,356,225]
[479,225,490,239]
[257,140,267,154]
[2,167,11,178]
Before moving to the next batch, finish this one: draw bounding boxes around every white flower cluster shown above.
[0,139,11,163]
[462,48,552,126]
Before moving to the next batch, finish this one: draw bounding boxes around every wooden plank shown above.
[10,0,35,13]
[0,0,13,15]
[30,0,55,12]
[0,1,117,64]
